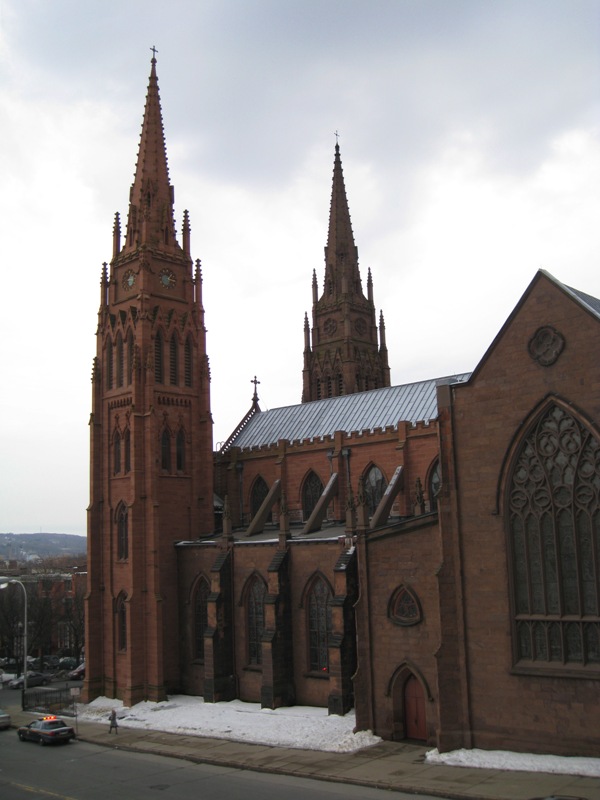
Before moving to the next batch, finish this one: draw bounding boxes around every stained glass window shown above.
[251,476,270,520]
[247,577,266,666]
[364,465,387,517]
[389,585,422,626]
[509,403,600,670]
[302,472,323,521]
[308,578,332,672]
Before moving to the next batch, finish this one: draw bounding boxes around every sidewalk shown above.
[4,698,600,800]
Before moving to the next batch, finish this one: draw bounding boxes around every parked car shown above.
[0,707,11,730]
[17,716,75,745]
[58,657,77,671]
[44,656,60,670]
[67,662,85,681]
[8,671,52,689]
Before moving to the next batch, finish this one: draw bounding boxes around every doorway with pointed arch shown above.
[389,665,428,742]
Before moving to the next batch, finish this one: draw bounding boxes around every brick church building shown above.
[85,58,600,758]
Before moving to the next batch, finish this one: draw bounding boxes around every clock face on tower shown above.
[159,268,176,289]
[122,269,136,290]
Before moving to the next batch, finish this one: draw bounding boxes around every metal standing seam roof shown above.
[565,285,600,320]
[226,374,471,451]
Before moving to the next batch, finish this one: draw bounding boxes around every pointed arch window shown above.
[161,429,171,472]
[126,330,134,385]
[302,471,323,521]
[250,476,269,520]
[307,576,333,672]
[176,428,185,472]
[429,461,441,512]
[316,378,322,400]
[169,336,179,385]
[113,431,121,475]
[184,336,193,387]
[247,576,266,666]
[116,333,124,387]
[364,465,387,517]
[508,403,600,673]
[337,374,343,396]
[106,338,114,390]
[193,577,210,662]
[117,593,127,651]
[124,429,131,474]
[389,584,422,627]
[155,330,164,384]
[117,503,128,560]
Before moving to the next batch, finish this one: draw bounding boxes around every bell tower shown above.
[85,55,213,706]
[302,143,390,402]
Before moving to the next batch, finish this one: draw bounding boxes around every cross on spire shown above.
[250,376,260,407]
[150,45,159,62]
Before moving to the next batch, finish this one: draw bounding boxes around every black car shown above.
[17,716,75,745]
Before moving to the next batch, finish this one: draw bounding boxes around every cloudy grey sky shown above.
[0,0,598,534]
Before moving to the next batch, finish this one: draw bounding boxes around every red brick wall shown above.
[444,274,600,756]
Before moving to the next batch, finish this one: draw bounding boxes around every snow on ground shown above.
[426,747,600,778]
[77,694,380,753]
[77,694,600,777]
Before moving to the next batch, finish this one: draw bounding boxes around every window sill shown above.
[511,661,600,680]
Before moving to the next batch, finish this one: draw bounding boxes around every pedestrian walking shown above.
[108,708,118,734]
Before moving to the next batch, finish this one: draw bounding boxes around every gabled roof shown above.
[466,270,600,383]
[223,374,470,451]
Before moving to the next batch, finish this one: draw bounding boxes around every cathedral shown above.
[85,57,600,758]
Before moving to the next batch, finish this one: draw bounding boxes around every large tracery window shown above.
[364,465,387,517]
[307,576,332,673]
[508,403,600,673]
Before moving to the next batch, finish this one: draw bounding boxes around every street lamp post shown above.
[0,577,28,706]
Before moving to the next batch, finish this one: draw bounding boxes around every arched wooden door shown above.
[404,675,426,741]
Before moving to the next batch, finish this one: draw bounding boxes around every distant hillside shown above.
[0,533,87,561]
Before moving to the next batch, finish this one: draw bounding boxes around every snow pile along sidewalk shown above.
[426,747,600,778]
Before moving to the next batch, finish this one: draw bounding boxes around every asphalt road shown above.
[0,730,449,800]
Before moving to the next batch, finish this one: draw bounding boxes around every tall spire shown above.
[123,54,178,253]
[324,143,360,299]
